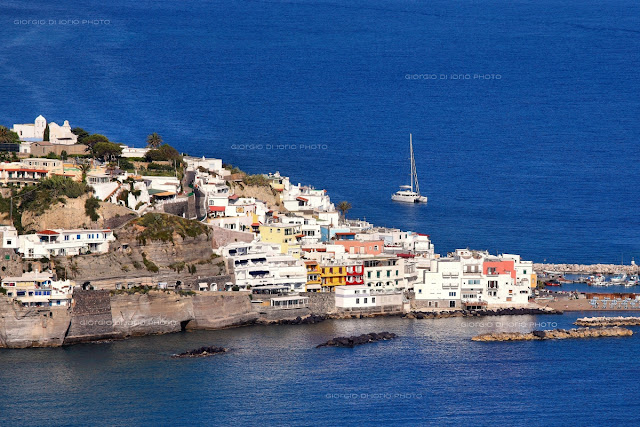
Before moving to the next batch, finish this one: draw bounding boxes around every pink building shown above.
[335,240,384,256]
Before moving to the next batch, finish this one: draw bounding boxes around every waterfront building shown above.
[361,255,406,290]
[304,260,322,292]
[185,156,224,176]
[221,241,306,291]
[1,271,74,307]
[17,229,115,259]
[320,226,351,242]
[334,285,404,310]
[319,260,363,292]
[414,249,532,309]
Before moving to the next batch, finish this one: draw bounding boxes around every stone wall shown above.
[65,290,119,344]
[301,292,336,314]
[210,225,254,249]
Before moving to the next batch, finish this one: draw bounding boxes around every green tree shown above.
[85,197,100,222]
[93,141,122,162]
[337,201,352,220]
[83,134,110,152]
[146,132,163,149]
[145,143,181,162]
[43,123,50,141]
[71,127,90,144]
[0,126,20,144]
[60,150,68,161]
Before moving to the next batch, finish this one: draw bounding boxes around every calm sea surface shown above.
[0,0,638,264]
[1,314,640,426]
[1,4,639,424]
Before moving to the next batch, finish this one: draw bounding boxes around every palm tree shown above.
[0,126,18,143]
[337,201,352,220]
[146,133,163,149]
[79,163,92,183]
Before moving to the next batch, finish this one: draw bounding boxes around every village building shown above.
[17,229,115,259]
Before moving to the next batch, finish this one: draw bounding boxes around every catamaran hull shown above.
[391,194,428,204]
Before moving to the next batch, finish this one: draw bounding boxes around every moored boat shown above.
[392,134,427,204]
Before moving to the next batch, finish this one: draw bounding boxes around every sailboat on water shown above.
[392,134,428,204]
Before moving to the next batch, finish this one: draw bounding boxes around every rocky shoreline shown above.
[404,307,561,319]
[316,332,397,348]
[171,346,228,358]
[575,317,640,327]
[472,327,633,342]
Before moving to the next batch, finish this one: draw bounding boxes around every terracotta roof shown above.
[37,230,59,235]
[228,194,239,200]
[296,196,308,202]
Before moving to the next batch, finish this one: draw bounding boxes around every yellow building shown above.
[320,263,347,292]
[304,260,322,292]
[259,224,301,258]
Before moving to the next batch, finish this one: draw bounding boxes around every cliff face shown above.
[0,290,259,348]
[228,182,283,211]
[54,214,225,288]
[0,297,71,348]
[21,194,134,232]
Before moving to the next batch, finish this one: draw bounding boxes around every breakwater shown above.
[575,317,640,327]
[472,327,633,342]
[535,263,640,275]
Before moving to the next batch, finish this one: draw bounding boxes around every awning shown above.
[209,206,226,212]
[306,284,321,290]
[296,197,308,202]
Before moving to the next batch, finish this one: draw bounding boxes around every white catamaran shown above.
[392,134,427,204]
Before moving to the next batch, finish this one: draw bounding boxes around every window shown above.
[371,297,375,303]
[64,235,69,241]
[387,271,390,277]
[356,298,360,304]
[367,271,371,278]
[364,298,367,303]
[376,271,380,278]
[418,289,422,294]
[449,301,456,308]
[77,234,81,240]
[506,297,512,302]
[449,292,456,297]
[523,270,527,274]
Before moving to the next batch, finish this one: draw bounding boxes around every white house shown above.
[186,156,224,176]
[120,145,150,158]
[414,249,532,310]
[221,241,307,292]
[334,285,404,310]
[1,271,74,307]
[360,255,406,291]
[0,225,18,249]
[18,229,115,259]
[282,183,334,212]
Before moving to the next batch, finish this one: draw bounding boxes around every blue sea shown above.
[0,0,639,264]
[0,5,639,423]
[2,314,640,426]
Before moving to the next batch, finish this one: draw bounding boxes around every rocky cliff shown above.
[0,297,71,348]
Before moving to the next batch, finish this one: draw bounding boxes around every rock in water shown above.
[316,332,397,348]
[171,346,228,358]
[472,327,632,342]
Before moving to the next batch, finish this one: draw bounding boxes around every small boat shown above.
[392,134,428,204]
[610,273,628,284]
[588,274,608,287]
[625,275,639,287]
[544,279,562,287]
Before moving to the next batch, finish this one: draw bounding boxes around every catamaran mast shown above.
[410,134,420,196]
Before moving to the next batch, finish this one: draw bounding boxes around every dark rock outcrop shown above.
[276,315,327,325]
[171,346,228,358]
[316,332,397,348]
